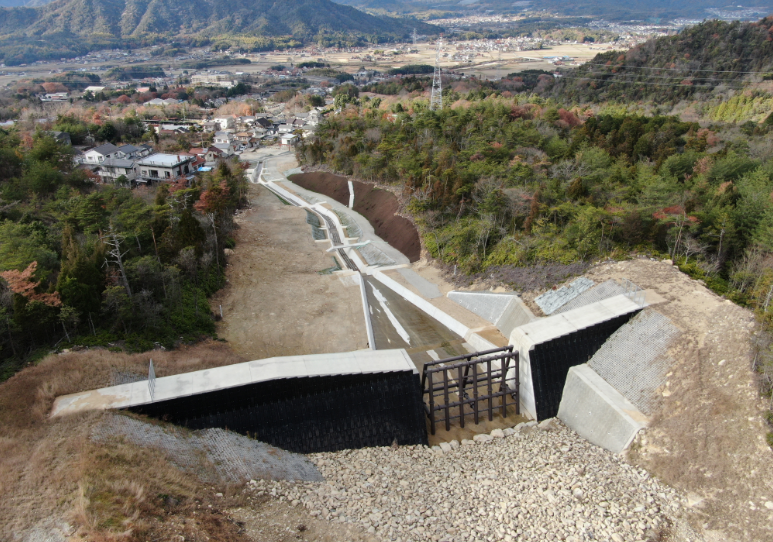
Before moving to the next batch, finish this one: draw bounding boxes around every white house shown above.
[136,154,194,183]
[82,143,120,164]
[97,158,136,184]
[214,131,234,145]
[280,133,298,147]
[213,115,237,130]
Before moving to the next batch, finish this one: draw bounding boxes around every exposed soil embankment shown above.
[289,172,421,262]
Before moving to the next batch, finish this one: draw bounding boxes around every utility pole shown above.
[430,36,443,111]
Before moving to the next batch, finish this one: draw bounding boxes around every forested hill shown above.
[553,17,773,103]
[0,0,436,40]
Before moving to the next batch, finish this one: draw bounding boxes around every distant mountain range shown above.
[0,0,435,38]
[0,0,439,65]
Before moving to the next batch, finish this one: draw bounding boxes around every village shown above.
[0,24,672,189]
[69,110,316,186]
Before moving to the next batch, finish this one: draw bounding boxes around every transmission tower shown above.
[412,28,418,46]
[430,37,443,111]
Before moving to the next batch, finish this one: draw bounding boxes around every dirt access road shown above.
[211,178,367,360]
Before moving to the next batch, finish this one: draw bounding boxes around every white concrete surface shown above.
[397,268,442,299]
[51,349,416,418]
[283,179,410,267]
[448,291,537,338]
[357,272,377,350]
[371,271,470,338]
[558,364,648,454]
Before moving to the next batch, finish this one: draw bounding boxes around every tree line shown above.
[0,129,247,380]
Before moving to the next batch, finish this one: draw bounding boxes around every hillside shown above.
[0,0,438,64]
[0,0,435,37]
[553,17,773,103]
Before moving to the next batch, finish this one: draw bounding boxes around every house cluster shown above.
[200,110,319,151]
[77,142,212,186]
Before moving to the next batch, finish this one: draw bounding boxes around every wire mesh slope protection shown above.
[588,309,680,415]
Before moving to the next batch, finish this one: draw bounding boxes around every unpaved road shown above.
[211,182,367,359]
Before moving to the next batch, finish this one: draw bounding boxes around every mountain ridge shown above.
[0,0,437,38]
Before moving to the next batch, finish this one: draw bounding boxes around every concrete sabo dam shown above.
[52,156,674,456]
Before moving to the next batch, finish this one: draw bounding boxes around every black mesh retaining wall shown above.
[128,371,428,454]
[529,311,639,420]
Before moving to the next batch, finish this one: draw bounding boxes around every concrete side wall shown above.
[512,347,538,421]
[372,271,470,338]
[558,365,648,454]
[447,291,514,324]
[448,291,537,338]
[496,297,537,338]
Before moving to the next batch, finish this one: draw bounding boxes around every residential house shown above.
[213,115,237,131]
[233,132,255,149]
[97,158,136,184]
[236,116,256,130]
[191,146,231,163]
[179,152,206,170]
[201,121,219,132]
[136,154,194,184]
[82,143,121,164]
[280,134,298,147]
[214,131,234,145]
[254,117,273,130]
[115,144,151,160]
[213,142,236,155]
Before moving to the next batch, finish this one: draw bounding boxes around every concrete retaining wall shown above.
[557,364,648,454]
[509,294,644,421]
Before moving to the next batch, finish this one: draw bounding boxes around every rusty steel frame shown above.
[420,346,519,435]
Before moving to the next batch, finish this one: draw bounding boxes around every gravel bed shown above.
[255,419,685,542]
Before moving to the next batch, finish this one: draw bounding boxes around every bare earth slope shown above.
[212,183,368,360]
[583,259,773,542]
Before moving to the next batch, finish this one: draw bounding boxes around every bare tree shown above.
[101,227,132,298]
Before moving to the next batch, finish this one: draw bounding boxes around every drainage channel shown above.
[318,213,360,271]
[337,248,360,272]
